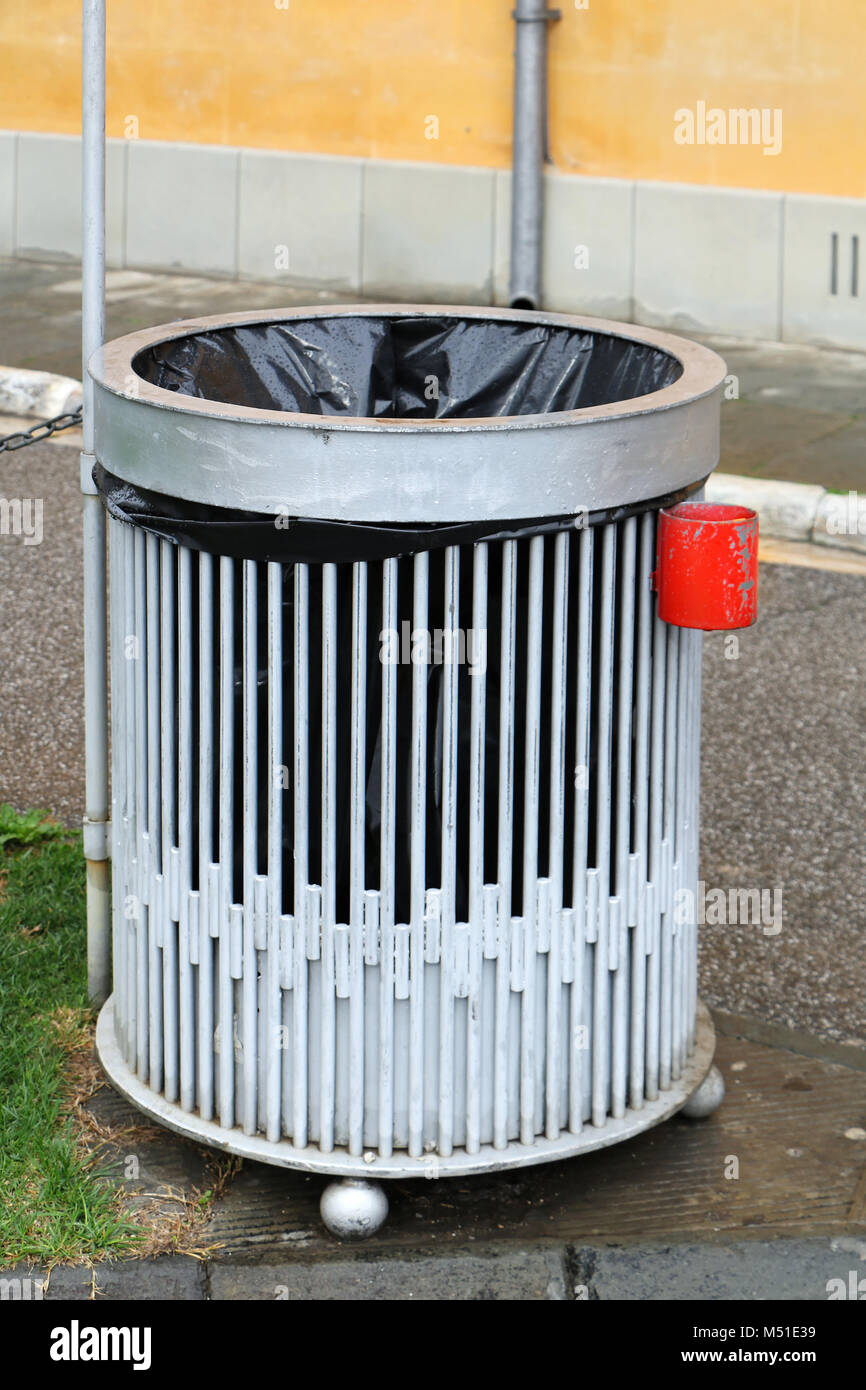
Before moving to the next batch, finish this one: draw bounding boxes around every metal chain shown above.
[0,408,83,453]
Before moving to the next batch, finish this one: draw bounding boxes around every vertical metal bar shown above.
[177,545,195,1111]
[377,559,398,1155]
[133,529,149,1078]
[320,564,338,1151]
[122,525,136,1065]
[630,512,654,1109]
[145,535,163,1093]
[217,556,235,1128]
[545,530,568,1139]
[689,629,703,1051]
[408,551,428,1158]
[676,628,694,1079]
[197,551,215,1120]
[241,561,258,1133]
[645,588,668,1102]
[592,523,616,1127]
[494,540,517,1148]
[612,516,636,1118]
[159,540,178,1104]
[569,525,593,1133]
[107,525,125,1050]
[292,563,310,1148]
[438,546,460,1155]
[520,535,544,1145]
[466,542,488,1153]
[660,625,680,1091]
[348,561,367,1155]
[82,0,110,1005]
[265,561,284,1141]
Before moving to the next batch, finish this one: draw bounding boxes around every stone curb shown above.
[707,473,866,556]
[2,1235,864,1300]
[0,365,82,419]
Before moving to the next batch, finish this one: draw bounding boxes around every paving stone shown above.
[570,1237,866,1301]
[209,1245,568,1300]
[0,1257,205,1301]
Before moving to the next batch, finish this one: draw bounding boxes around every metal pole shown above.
[81,0,110,1005]
[508,1,559,309]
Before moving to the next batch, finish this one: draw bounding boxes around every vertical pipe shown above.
[509,0,557,308]
[81,0,109,1005]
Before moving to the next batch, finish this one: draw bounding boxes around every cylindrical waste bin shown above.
[91,306,728,1230]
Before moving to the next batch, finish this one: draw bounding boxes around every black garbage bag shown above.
[131,312,681,418]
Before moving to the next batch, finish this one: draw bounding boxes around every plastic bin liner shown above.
[131,313,681,418]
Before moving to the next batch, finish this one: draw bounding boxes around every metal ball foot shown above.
[681,1064,725,1119]
[320,1178,389,1240]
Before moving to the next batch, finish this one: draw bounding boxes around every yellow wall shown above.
[2,0,864,197]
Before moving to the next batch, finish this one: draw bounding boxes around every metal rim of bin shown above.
[88,304,727,523]
[97,998,716,1178]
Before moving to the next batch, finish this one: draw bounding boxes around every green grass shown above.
[0,806,141,1264]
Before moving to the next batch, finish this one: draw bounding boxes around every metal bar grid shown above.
[108,512,702,1164]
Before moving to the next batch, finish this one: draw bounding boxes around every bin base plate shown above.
[95,998,717,1180]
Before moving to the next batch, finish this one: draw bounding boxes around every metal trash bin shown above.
[91,305,729,1237]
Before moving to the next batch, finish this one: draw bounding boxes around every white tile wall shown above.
[5,132,866,351]
[634,182,783,340]
[362,160,496,302]
[782,194,866,352]
[126,141,239,275]
[238,150,362,289]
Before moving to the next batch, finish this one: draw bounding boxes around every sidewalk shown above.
[1,256,865,490]
[3,1021,865,1298]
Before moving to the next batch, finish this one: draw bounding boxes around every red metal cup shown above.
[654,501,758,630]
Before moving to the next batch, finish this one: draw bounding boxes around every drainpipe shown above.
[81,0,111,1005]
[508,0,560,309]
